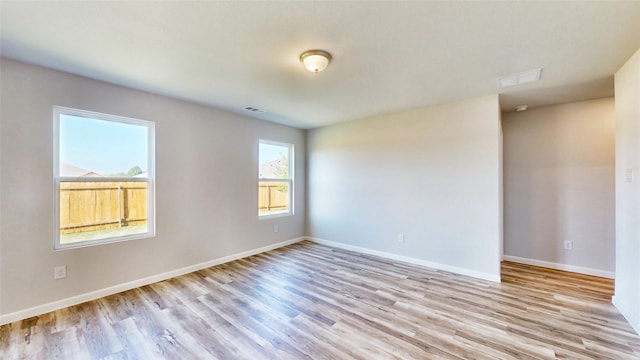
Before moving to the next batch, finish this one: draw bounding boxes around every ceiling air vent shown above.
[498,68,542,88]
[244,106,265,113]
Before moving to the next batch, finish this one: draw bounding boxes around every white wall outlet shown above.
[398,233,405,243]
[626,168,634,183]
[563,241,573,250]
[273,225,279,233]
[54,265,67,279]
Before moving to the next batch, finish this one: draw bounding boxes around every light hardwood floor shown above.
[1,241,639,359]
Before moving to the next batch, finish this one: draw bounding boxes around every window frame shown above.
[258,139,294,218]
[53,106,156,250]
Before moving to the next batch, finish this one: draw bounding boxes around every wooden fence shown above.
[258,181,289,213]
[60,181,148,234]
[60,181,286,234]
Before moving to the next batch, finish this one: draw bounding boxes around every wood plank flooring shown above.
[1,241,639,359]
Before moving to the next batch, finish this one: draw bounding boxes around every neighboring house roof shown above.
[259,159,286,179]
[133,172,148,178]
[59,162,103,177]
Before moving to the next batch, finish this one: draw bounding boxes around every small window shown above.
[259,140,293,217]
[54,107,155,249]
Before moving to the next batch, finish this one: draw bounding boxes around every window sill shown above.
[259,212,293,220]
[55,231,155,251]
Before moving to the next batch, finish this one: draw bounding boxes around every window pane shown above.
[259,143,289,179]
[59,181,148,244]
[259,181,289,216]
[55,107,154,249]
[59,114,148,178]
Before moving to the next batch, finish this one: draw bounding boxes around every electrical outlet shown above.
[398,233,405,243]
[54,265,67,280]
[626,169,634,183]
[273,225,279,233]
[563,241,573,251]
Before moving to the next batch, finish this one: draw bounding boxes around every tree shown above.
[126,166,143,177]
[270,155,289,179]
[270,155,289,193]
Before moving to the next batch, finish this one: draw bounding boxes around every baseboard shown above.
[612,296,640,336]
[0,237,304,326]
[502,255,615,279]
[306,237,501,283]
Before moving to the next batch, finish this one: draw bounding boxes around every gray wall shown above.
[503,98,615,277]
[307,95,503,281]
[0,58,306,318]
[614,48,640,334]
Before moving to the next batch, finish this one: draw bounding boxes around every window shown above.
[259,140,293,217]
[54,107,155,249]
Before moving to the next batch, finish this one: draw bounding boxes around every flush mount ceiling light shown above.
[498,68,542,88]
[515,105,529,112]
[300,50,332,73]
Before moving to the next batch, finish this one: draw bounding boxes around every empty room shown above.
[1,1,639,359]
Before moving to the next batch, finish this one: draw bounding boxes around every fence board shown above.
[60,182,147,234]
[60,181,286,235]
[258,182,289,212]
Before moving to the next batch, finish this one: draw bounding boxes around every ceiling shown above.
[1,1,639,129]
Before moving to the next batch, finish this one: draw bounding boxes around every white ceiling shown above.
[1,1,639,129]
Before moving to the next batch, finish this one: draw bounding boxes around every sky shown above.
[259,142,289,165]
[59,114,148,176]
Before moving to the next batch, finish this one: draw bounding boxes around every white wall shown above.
[0,58,306,321]
[307,95,502,281]
[613,48,640,335]
[502,99,616,278]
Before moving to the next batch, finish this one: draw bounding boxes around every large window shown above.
[54,107,155,249]
[259,140,293,217]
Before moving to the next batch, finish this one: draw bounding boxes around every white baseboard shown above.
[502,255,615,279]
[0,237,304,326]
[612,296,640,336]
[307,237,501,283]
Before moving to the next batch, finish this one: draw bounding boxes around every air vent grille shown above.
[498,68,542,88]
[244,106,265,113]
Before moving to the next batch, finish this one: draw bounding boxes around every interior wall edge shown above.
[306,237,501,283]
[502,255,614,279]
[0,237,305,326]
[613,296,640,336]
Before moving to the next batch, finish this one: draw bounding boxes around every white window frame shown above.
[53,106,155,250]
[258,140,294,218]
